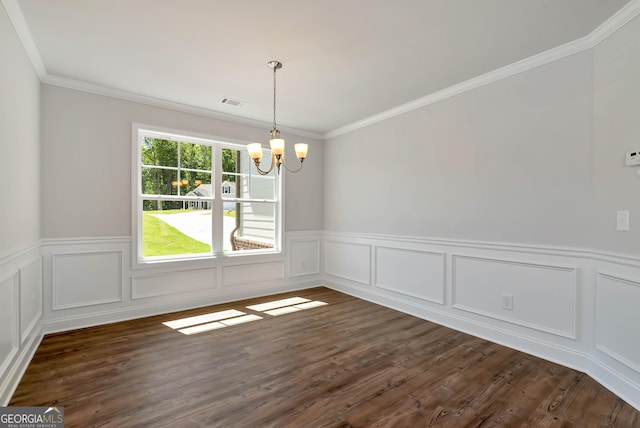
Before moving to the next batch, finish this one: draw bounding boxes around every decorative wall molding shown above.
[589,250,640,268]
[0,242,43,406]
[222,262,285,287]
[40,233,322,335]
[595,272,640,375]
[19,258,42,345]
[0,240,41,270]
[323,276,591,371]
[42,280,320,336]
[52,250,124,310]
[374,246,445,304]
[288,239,321,278]
[321,230,640,412]
[325,240,371,285]
[3,230,640,411]
[42,236,132,247]
[323,230,640,266]
[132,268,217,299]
[0,273,19,383]
[0,325,42,406]
[451,254,578,339]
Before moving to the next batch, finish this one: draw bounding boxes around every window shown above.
[134,125,281,263]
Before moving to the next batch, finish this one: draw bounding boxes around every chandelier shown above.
[246,61,308,175]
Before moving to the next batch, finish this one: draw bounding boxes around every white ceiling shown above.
[10,0,632,136]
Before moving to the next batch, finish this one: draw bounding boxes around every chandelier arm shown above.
[253,153,277,175]
[282,158,304,173]
[254,165,271,175]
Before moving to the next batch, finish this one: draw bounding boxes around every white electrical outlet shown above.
[617,210,630,231]
[501,293,513,311]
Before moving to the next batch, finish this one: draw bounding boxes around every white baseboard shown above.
[320,230,640,412]
[0,323,42,406]
[0,241,43,406]
[43,280,322,334]
[324,279,591,371]
[326,278,640,412]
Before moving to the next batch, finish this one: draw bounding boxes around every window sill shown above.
[132,249,284,271]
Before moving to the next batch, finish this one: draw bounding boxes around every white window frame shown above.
[132,123,282,267]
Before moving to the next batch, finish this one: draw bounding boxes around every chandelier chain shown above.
[272,65,277,132]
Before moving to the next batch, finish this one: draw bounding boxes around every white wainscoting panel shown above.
[0,242,43,406]
[596,272,640,374]
[289,239,321,277]
[0,273,19,379]
[374,246,445,304]
[132,268,217,299]
[52,251,123,310]
[325,240,371,285]
[452,255,577,338]
[19,259,42,344]
[223,262,285,287]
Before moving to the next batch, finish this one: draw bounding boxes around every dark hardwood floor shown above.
[10,287,640,427]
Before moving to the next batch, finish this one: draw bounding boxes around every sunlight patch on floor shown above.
[294,301,328,310]
[246,297,311,312]
[179,321,227,335]
[254,298,329,316]
[219,314,263,326]
[178,314,264,335]
[162,309,246,330]
[162,296,328,335]
[265,306,302,316]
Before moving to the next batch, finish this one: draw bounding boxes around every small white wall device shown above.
[626,150,640,166]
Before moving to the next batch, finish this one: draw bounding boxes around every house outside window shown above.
[133,124,281,263]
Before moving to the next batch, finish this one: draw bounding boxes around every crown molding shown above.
[41,74,323,140]
[2,0,46,78]
[586,0,640,48]
[324,37,587,140]
[324,0,640,140]
[3,2,323,140]
[5,0,640,142]
[2,1,321,141]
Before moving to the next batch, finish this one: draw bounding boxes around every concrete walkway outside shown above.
[150,211,236,251]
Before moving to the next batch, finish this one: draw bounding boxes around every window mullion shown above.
[177,143,181,196]
[212,143,224,255]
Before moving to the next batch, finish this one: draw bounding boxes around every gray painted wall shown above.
[0,5,41,254]
[40,85,324,238]
[593,15,640,255]
[324,52,595,249]
[27,13,640,257]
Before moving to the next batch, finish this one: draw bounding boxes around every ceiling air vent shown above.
[220,97,247,108]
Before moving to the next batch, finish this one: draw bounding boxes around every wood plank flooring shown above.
[10,287,640,427]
